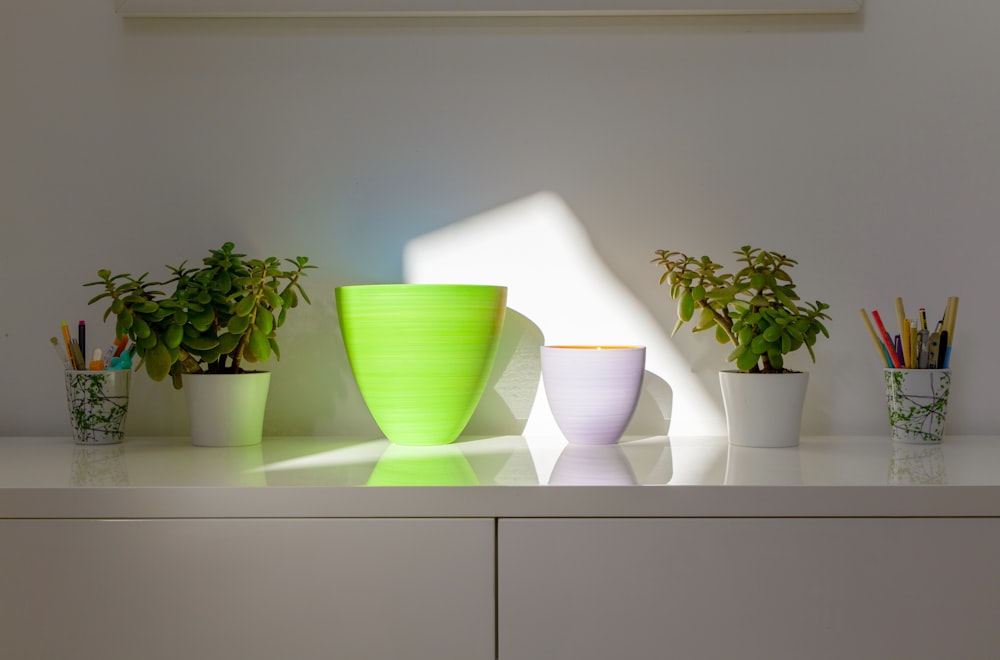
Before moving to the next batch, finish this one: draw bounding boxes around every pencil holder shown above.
[883,368,950,444]
[64,370,131,445]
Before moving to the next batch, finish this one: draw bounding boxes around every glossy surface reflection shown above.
[549,445,636,485]
[5,435,1000,488]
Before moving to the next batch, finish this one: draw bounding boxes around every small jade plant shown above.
[652,246,830,373]
[86,242,314,388]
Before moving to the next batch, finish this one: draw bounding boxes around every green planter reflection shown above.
[367,445,479,486]
[336,284,507,446]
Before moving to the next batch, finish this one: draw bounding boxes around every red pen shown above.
[871,310,903,368]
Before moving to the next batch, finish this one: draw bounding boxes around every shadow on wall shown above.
[270,191,715,439]
[461,308,544,437]
[462,309,673,438]
[404,191,722,438]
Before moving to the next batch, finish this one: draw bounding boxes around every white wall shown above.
[3,0,999,438]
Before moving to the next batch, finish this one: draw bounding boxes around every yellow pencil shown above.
[945,296,959,336]
[860,308,890,367]
[60,321,76,369]
[901,318,911,368]
[895,297,906,341]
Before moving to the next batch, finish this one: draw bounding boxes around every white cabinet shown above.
[5,437,1000,659]
[498,518,1000,660]
[0,518,495,660]
[6,515,1000,660]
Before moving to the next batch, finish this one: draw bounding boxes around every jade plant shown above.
[86,242,314,388]
[652,245,830,373]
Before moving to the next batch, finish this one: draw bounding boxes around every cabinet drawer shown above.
[499,518,1000,660]
[0,518,495,660]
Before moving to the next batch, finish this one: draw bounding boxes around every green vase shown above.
[336,284,507,446]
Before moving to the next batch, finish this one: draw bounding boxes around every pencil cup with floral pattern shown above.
[883,368,950,444]
[64,370,131,445]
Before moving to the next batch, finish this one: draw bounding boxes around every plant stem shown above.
[177,349,201,374]
[231,266,266,374]
[700,301,738,346]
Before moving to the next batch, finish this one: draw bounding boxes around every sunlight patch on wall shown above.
[404,191,725,436]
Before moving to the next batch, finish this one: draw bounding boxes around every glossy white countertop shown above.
[1,435,999,518]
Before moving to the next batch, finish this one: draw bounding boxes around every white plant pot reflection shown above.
[724,444,803,486]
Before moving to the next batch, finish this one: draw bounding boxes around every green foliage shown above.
[652,245,830,373]
[86,242,315,388]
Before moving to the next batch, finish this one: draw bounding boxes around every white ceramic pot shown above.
[719,370,809,448]
[540,345,645,445]
[183,372,271,447]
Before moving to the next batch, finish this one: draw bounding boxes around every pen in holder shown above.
[64,370,131,445]
[883,368,950,444]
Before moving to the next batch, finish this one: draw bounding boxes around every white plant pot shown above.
[719,370,809,448]
[183,372,271,447]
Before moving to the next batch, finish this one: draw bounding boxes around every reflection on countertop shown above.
[2,435,1000,488]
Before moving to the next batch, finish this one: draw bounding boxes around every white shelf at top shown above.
[115,0,864,18]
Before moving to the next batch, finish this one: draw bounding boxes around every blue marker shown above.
[110,344,135,370]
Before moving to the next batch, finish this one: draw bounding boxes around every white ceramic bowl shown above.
[540,345,645,445]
